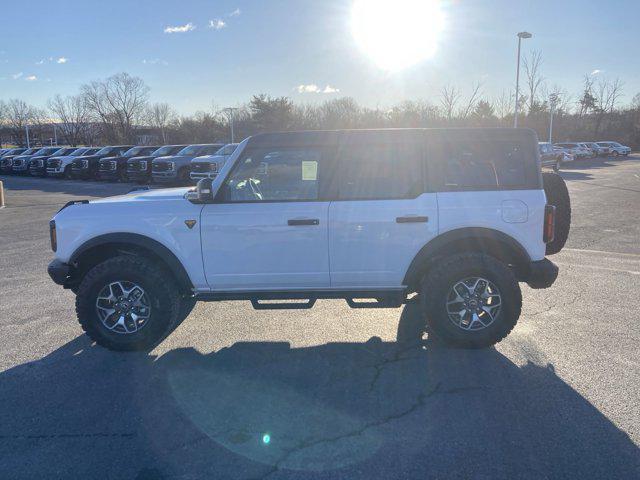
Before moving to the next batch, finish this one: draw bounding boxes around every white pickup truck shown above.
[48,128,570,351]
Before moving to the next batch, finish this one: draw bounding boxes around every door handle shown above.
[396,216,429,224]
[288,218,320,226]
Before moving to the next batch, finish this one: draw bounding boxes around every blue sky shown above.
[1,0,639,113]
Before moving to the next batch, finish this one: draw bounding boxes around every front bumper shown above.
[525,258,559,289]
[125,170,150,181]
[152,171,178,182]
[48,259,71,286]
[12,165,29,173]
[97,170,119,180]
[190,172,217,180]
[29,166,46,176]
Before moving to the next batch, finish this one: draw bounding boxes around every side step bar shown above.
[251,299,316,310]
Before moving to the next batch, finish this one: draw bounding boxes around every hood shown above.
[99,155,125,162]
[128,155,154,162]
[14,155,35,161]
[192,154,226,163]
[154,155,192,162]
[90,187,192,204]
[74,155,100,161]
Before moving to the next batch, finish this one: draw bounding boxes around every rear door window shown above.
[336,142,423,200]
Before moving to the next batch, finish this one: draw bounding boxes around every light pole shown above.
[548,93,559,143]
[514,31,532,128]
[222,107,238,143]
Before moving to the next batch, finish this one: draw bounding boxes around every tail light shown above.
[49,220,57,252]
[543,205,556,243]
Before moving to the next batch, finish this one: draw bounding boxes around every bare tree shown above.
[523,50,544,115]
[146,102,177,144]
[459,82,483,119]
[440,85,461,121]
[4,99,39,145]
[81,73,150,143]
[494,90,514,125]
[578,75,596,116]
[48,94,92,146]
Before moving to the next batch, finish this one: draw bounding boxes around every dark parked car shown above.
[70,146,134,180]
[13,147,64,174]
[0,148,28,173]
[124,145,187,183]
[152,144,224,184]
[96,146,159,181]
[28,147,78,176]
[1,148,40,174]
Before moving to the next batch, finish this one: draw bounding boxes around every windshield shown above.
[34,148,60,156]
[216,144,239,156]
[152,145,180,156]
[177,145,205,156]
[123,146,155,157]
[95,147,114,155]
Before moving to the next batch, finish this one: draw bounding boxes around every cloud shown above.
[296,84,340,94]
[36,59,45,65]
[57,57,68,64]
[12,72,23,80]
[228,8,241,17]
[25,75,37,81]
[143,59,169,66]
[591,69,603,76]
[164,23,196,34]
[208,19,226,30]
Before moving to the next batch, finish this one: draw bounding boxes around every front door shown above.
[200,145,333,290]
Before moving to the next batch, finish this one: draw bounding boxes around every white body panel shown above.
[436,190,547,261]
[328,194,438,287]
[53,188,209,290]
[200,202,330,290]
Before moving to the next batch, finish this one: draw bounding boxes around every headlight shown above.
[82,160,89,168]
[169,162,175,171]
[139,160,147,170]
[210,163,219,173]
[49,220,57,252]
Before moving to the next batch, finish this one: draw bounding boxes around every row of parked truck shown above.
[0,143,239,184]
[538,140,632,171]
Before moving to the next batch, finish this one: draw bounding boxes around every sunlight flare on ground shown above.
[351,0,445,71]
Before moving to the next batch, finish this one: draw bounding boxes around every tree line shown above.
[1,52,640,148]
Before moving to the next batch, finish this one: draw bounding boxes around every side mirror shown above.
[186,178,214,204]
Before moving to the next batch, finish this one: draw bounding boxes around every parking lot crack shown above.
[254,381,440,480]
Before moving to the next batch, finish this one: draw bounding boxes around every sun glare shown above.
[351,0,445,71]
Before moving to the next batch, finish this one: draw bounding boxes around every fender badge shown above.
[185,220,197,229]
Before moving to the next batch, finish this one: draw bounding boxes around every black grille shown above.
[48,159,61,168]
[153,162,172,172]
[13,159,23,166]
[191,162,210,173]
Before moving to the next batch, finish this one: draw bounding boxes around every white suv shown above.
[596,141,631,156]
[47,129,570,351]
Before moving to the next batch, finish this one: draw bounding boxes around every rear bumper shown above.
[48,259,71,286]
[525,258,559,289]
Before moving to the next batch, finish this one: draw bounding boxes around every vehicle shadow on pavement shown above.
[1,305,639,480]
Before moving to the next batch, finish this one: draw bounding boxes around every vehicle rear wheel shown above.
[75,255,181,351]
[542,172,571,255]
[420,253,522,349]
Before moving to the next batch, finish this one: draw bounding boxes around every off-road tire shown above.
[542,172,571,255]
[64,166,73,179]
[75,255,181,351]
[420,253,522,349]
[176,296,197,329]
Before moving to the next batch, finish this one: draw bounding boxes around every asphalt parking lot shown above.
[1,157,639,480]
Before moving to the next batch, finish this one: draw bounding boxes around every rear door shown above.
[328,130,439,288]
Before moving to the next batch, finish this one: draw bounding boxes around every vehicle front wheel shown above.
[612,151,619,157]
[75,255,181,351]
[64,166,73,179]
[420,253,522,349]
